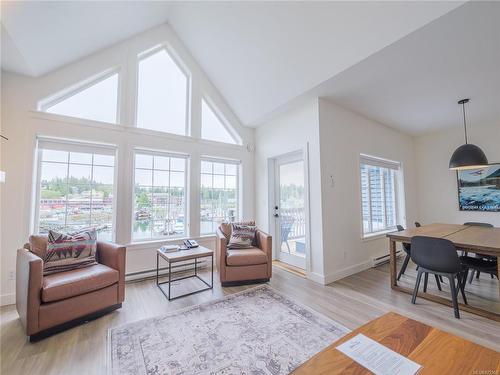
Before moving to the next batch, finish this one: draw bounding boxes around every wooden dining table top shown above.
[291,312,500,375]
[387,223,500,256]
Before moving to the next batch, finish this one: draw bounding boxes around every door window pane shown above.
[278,160,306,258]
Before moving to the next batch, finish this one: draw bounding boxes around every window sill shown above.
[126,235,216,251]
[362,229,397,242]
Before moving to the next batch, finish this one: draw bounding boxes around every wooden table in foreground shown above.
[387,223,500,321]
[292,312,500,374]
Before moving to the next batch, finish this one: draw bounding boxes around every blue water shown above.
[459,185,500,211]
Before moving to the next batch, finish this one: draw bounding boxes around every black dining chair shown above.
[463,222,496,282]
[461,256,498,286]
[396,225,442,290]
[410,236,467,319]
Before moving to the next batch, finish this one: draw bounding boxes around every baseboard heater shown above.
[126,259,210,283]
[371,250,403,267]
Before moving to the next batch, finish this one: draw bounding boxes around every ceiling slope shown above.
[167,1,464,125]
[1,1,172,76]
[312,1,500,135]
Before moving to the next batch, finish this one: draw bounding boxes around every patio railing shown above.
[280,207,305,240]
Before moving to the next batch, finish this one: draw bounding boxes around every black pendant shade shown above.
[449,98,488,170]
[449,143,488,170]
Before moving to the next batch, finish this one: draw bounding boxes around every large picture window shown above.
[41,72,119,124]
[133,151,187,241]
[360,155,402,237]
[36,139,116,240]
[200,159,239,234]
[136,48,189,136]
[201,99,238,144]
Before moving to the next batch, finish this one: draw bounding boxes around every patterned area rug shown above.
[108,285,349,375]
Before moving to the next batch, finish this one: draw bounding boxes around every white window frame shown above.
[199,156,241,235]
[135,44,192,136]
[359,154,403,238]
[38,67,121,125]
[34,137,118,240]
[131,148,190,242]
[201,96,242,145]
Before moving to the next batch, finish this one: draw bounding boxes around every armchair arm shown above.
[16,249,43,335]
[97,242,126,303]
[256,230,272,257]
[216,229,228,278]
[256,230,273,278]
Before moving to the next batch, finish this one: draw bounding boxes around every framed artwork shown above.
[457,163,500,212]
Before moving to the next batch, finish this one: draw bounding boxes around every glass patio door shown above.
[274,152,306,269]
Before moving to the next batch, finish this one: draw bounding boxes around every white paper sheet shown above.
[336,334,421,375]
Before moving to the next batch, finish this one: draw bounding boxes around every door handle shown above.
[274,213,279,217]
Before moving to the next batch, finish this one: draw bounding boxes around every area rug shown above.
[108,285,349,375]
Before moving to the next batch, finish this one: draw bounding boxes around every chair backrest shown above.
[464,222,493,228]
[415,222,422,227]
[410,236,460,274]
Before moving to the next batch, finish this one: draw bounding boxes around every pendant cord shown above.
[462,102,468,144]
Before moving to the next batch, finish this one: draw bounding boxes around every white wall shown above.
[0,24,255,305]
[318,99,418,283]
[254,98,327,282]
[415,122,500,227]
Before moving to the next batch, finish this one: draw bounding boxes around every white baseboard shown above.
[324,260,372,285]
[306,271,326,285]
[1,293,15,306]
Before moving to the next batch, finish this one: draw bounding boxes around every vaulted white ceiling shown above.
[166,1,464,125]
[3,1,494,136]
[1,1,172,76]
[314,1,500,136]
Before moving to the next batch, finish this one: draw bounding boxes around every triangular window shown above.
[43,73,119,124]
[201,99,238,144]
[136,48,189,136]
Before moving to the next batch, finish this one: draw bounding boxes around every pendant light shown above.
[449,98,488,170]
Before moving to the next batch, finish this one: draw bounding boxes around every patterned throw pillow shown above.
[44,229,98,275]
[220,221,256,240]
[227,224,257,249]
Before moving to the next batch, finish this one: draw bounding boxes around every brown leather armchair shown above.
[16,237,126,341]
[216,224,272,286]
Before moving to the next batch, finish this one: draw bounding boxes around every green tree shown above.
[137,192,151,208]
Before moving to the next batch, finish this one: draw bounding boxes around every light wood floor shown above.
[1,263,499,375]
[272,260,306,278]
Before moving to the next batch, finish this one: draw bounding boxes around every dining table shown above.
[387,223,500,321]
